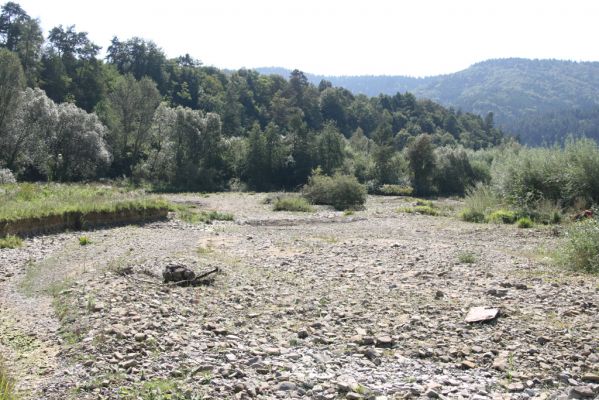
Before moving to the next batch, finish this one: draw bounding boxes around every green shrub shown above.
[273,196,314,212]
[177,207,234,224]
[516,216,533,228]
[457,251,477,264]
[555,218,599,273]
[378,184,413,196]
[486,209,517,224]
[460,208,485,223]
[303,173,366,211]
[0,235,23,249]
[78,236,91,246]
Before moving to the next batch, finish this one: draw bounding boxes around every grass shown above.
[398,199,439,216]
[486,209,517,224]
[0,183,169,223]
[377,184,413,196]
[457,251,477,264]
[272,196,314,212]
[0,360,18,400]
[516,216,533,228]
[118,378,199,400]
[0,235,23,249]
[176,206,233,224]
[78,236,91,246]
[554,218,599,273]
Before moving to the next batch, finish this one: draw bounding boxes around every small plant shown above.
[555,218,599,273]
[0,359,18,400]
[343,210,355,216]
[273,196,314,212]
[516,216,533,228]
[486,209,517,224]
[413,205,438,216]
[178,207,234,224]
[457,251,477,264]
[197,245,214,255]
[78,236,91,246]
[460,208,485,223]
[0,235,23,249]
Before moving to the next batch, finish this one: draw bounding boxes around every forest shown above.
[0,1,504,194]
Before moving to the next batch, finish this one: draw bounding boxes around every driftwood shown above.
[163,263,219,286]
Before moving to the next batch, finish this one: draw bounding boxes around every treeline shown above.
[0,2,504,193]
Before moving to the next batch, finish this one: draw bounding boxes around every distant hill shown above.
[257,59,599,144]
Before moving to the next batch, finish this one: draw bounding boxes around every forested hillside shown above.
[0,1,503,194]
[259,59,599,144]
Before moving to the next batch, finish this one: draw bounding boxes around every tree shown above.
[100,74,161,176]
[0,48,24,169]
[316,122,345,175]
[407,134,436,195]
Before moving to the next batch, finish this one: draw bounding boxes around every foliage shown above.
[377,184,413,196]
[0,168,15,183]
[303,172,366,210]
[555,218,599,273]
[78,236,90,246]
[0,234,22,248]
[457,251,477,264]
[0,183,168,222]
[516,216,533,228]
[272,196,314,212]
[460,184,501,223]
[486,209,517,224]
[176,206,233,224]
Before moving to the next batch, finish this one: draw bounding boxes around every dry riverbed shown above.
[1,194,598,399]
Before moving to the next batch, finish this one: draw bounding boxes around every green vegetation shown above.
[303,173,366,211]
[78,236,91,246]
[0,235,23,249]
[0,360,18,400]
[0,183,168,222]
[118,378,195,400]
[555,218,599,273]
[377,184,413,196]
[457,251,477,264]
[486,209,517,224]
[516,217,533,228]
[272,196,314,212]
[176,207,233,224]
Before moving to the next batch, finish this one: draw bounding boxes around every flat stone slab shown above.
[465,307,499,323]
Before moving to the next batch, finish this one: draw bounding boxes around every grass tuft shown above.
[516,216,533,228]
[272,196,314,212]
[457,251,477,264]
[486,209,517,224]
[0,359,18,400]
[177,207,233,224]
[0,235,23,249]
[78,236,91,246]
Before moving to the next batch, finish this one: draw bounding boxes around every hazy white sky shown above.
[16,0,599,76]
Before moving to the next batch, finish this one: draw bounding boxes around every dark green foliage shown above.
[486,209,517,224]
[377,184,413,196]
[407,134,436,195]
[303,173,366,210]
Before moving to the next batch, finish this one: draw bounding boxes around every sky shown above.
[15,0,599,77]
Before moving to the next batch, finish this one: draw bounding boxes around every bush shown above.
[487,209,517,224]
[273,196,314,212]
[413,205,438,216]
[0,168,15,184]
[378,184,413,196]
[555,218,599,273]
[460,208,486,223]
[516,216,533,228]
[303,173,367,211]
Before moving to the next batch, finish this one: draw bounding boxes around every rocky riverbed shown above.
[1,193,598,399]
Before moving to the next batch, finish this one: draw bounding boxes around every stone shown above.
[375,335,394,348]
[569,386,595,399]
[508,382,525,392]
[346,393,364,400]
[465,307,499,323]
[276,381,297,391]
[487,288,508,297]
[461,360,476,369]
[581,374,599,383]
